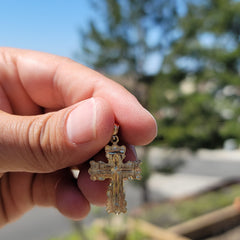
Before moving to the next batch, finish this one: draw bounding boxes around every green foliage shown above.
[150,0,240,149]
[102,223,149,240]
[137,183,240,228]
[49,233,81,240]
[48,218,150,240]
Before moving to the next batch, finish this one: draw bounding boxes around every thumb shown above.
[0,97,114,173]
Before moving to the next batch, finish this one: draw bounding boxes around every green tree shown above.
[77,0,180,79]
[150,0,240,149]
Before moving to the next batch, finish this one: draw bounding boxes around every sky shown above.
[0,0,166,75]
[0,0,93,59]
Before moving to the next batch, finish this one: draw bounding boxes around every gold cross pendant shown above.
[88,124,141,214]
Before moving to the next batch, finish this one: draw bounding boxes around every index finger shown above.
[0,48,157,145]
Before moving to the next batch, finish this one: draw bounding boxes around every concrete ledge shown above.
[168,205,240,239]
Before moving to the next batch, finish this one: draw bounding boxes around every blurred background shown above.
[1,0,240,239]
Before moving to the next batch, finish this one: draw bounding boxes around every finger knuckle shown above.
[26,114,61,172]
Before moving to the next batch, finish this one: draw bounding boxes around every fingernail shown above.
[66,98,96,144]
[144,108,158,136]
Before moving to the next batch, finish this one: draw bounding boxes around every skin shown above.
[0,47,157,227]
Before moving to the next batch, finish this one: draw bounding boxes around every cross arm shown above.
[88,160,112,181]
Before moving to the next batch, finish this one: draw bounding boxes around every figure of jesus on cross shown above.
[88,125,141,214]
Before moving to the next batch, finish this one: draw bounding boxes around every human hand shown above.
[0,48,157,227]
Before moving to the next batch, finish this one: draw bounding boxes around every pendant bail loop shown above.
[113,123,119,136]
[111,135,119,144]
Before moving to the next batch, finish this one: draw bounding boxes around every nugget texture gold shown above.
[88,124,141,214]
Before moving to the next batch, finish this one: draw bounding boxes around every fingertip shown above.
[56,175,90,220]
[140,109,158,145]
[77,165,109,206]
[120,108,157,146]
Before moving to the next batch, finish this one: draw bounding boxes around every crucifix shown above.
[88,124,141,214]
